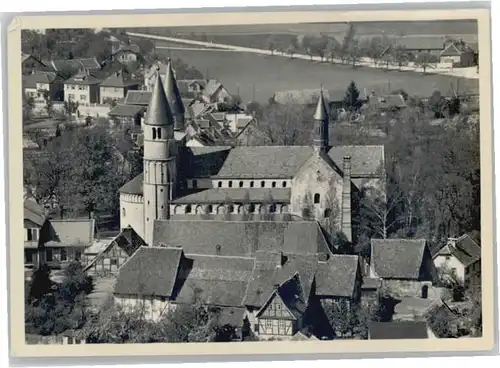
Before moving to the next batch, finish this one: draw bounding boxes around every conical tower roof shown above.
[164,58,185,115]
[146,67,174,126]
[313,90,329,121]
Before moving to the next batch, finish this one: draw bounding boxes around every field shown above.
[157,47,479,104]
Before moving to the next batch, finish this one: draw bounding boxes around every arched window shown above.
[421,285,429,299]
[314,193,320,204]
[185,205,192,214]
[261,181,265,188]
[239,181,244,188]
[324,208,332,218]
[272,182,276,188]
[157,127,162,139]
[218,181,222,188]
[269,204,277,213]
[228,204,234,213]
[206,205,213,214]
[216,245,221,255]
[248,204,255,213]
[250,181,254,188]
[152,127,157,139]
[228,181,233,188]
[282,181,287,188]
[192,180,198,189]
[122,207,126,217]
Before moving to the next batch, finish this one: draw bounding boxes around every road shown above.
[127,31,479,80]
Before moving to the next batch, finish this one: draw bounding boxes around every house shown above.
[124,90,152,106]
[390,36,446,55]
[368,321,436,339]
[369,239,438,299]
[108,104,145,127]
[432,234,481,289]
[22,53,52,75]
[439,41,476,68]
[48,57,101,78]
[177,79,207,99]
[23,71,64,102]
[63,69,102,105]
[99,69,140,104]
[366,93,407,112]
[24,199,47,267]
[111,44,141,65]
[202,79,231,104]
[273,88,367,110]
[83,226,146,277]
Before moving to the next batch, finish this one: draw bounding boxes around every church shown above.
[118,60,386,247]
[108,61,387,339]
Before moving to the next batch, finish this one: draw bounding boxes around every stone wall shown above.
[382,279,434,299]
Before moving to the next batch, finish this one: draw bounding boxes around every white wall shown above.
[114,294,176,322]
[120,193,145,240]
[187,178,292,189]
[433,255,465,282]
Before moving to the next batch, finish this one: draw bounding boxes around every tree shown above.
[415,52,437,73]
[265,35,277,55]
[28,263,52,303]
[392,45,409,70]
[324,37,340,63]
[23,93,35,123]
[343,81,362,112]
[341,23,357,64]
[346,38,363,67]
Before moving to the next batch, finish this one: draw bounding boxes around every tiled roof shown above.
[114,246,183,297]
[216,307,246,327]
[108,104,145,117]
[435,234,481,267]
[315,256,359,297]
[244,253,319,308]
[164,60,185,117]
[24,199,46,227]
[171,188,291,204]
[368,94,407,109]
[119,173,143,194]
[50,57,101,73]
[45,219,95,247]
[368,321,429,339]
[153,220,331,258]
[64,70,102,85]
[100,70,140,88]
[203,79,223,98]
[124,90,152,106]
[327,145,385,178]
[392,36,445,51]
[441,42,475,57]
[23,71,61,88]
[371,239,427,280]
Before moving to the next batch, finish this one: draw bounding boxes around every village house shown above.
[99,69,140,104]
[22,53,52,75]
[369,239,438,299]
[368,321,437,340]
[439,41,476,68]
[432,234,481,289]
[388,36,446,55]
[47,57,102,78]
[63,69,102,105]
[111,44,141,65]
[108,104,145,127]
[23,70,64,103]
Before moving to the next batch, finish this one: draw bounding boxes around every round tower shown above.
[313,89,330,153]
[164,58,186,132]
[143,67,177,245]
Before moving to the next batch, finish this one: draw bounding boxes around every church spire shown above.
[313,88,329,153]
[164,57,185,131]
[145,66,174,127]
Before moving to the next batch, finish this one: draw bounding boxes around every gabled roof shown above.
[24,199,46,227]
[291,331,319,341]
[108,104,145,117]
[124,90,152,106]
[368,321,429,339]
[203,79,223,98]
[23,71,62,88]
[114,246,183,297]
[315,256,360,297]
[368,94,407,110]
[440,42,475,57]
[371,239,428,280]
[153,220,331,258]
[64,70,102,85]
[44,219,96,247]
[112,44,140,55]
[119,173,143,194]
[434,234,481,267]
[171,188,291,204]
[100,69,140,88]
[50,57,101,73]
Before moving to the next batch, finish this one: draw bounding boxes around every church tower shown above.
[143,67,177,246]
[164,58,185,131]
[313,90,329,153]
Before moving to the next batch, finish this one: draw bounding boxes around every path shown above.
[86,277,116,311]
[127,31,478,80]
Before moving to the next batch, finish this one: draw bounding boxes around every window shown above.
[206,205,213,214]
[218,181,222,188]
[269,204,276,213]
[445,255,451,261]
[46,249,53,262]
[216,245,221,255]
[282,181,287,188]
[122,207,126,217]
[228,181,233,188]
[272,182,276,188]
[228,205,234,213]
[324,208,332,218]
[261,181,265,188]
[250,181,254,188]
[60,249,67,261]
[152,127,157,139]
[75,251,81,261]
[314,193,320,204]
[265,320,273,328]
[192,180,198,189]
[185,205,192,214]
[239,181,244,188]
[111,259,118,266]
[67,337,74,345]
[248,204,255,213]
[26,251,33,263]
[27,228,38,241]
[157,127,162,139]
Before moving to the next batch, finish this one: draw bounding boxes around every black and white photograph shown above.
[5,4,494,358]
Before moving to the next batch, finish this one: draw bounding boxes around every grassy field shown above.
[158,47,479,104]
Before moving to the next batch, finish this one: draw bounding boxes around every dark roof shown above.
[362,277,381,290]
[203,79,223,98]
[215,307,246,327]
[124,90,152,106]
[434,234,481,267]
[371,239,427,280]
[114,246,183,297]
[23,71,62,88]
[244,253,319,308]
[153,220,331,258]
[24,199,46,227]
[145,70,174,126]
[100,70,140,88]
[368,321,429,339]
[50,57,101,73]
[315,256,359,297]
[108,104,145,117]
[171,188,291,204]
[164,60,185,116]
[368,94,407,109]
[314,91,329,121]
[45,219,95,247]
[327,146,384,178]
[64,70,102,85]
[393,36,445,51]
[119,173,142,194]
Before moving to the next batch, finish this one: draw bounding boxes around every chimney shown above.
[342,156,352,243]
